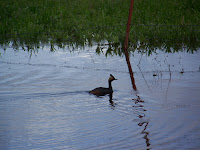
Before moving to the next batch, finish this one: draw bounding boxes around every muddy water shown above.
[0,45,200,150]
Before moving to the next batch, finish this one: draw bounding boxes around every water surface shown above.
[0,45,200,149]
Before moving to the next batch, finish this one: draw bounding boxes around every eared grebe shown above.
[89,74,117,96]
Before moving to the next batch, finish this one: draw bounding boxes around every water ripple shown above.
[0,48,200,150]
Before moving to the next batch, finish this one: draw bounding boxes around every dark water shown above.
[0,44,200,150]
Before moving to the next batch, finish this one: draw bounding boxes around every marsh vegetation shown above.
[0,0,200,53]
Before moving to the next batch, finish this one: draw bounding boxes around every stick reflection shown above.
[133,95,151,149]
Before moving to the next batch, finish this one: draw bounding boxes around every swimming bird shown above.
[89,74,117,96]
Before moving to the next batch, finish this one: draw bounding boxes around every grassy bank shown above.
[0,0,200,51]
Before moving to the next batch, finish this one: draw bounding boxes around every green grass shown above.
[0,0,200,52]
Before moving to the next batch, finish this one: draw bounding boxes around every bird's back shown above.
[89,87,113,96]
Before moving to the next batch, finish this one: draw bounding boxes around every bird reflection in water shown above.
[108,93,115,107]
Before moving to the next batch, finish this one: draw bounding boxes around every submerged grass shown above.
[0,0,200,52]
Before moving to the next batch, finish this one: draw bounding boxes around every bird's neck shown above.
[108,80,112,89]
